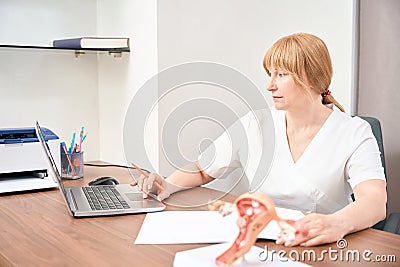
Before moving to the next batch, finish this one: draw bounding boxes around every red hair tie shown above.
[321,90,331,97]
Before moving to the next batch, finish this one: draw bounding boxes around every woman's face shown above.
[266,68,310,111]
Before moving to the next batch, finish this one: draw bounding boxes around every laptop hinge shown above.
[66,188,78,214]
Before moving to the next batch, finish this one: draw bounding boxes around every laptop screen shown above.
[36,121,72,212]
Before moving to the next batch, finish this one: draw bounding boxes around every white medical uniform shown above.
[198,107,386,214]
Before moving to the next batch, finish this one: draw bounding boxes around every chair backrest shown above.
[358,116,387,230]
[359,116,386,175]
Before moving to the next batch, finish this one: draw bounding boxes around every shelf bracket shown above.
[75,50,86,58]
[109,51,122,58]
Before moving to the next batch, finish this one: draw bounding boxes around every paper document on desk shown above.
[134,208,304,244]
[259,207,305,239]
[174,243,311,267]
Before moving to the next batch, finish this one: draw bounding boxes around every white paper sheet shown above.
[134,207,304,244]
[259,207,305,240]
[173,243,311,267]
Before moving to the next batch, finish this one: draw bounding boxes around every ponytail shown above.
[322,92,345,112]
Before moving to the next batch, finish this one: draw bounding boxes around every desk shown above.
[0,163,399,266]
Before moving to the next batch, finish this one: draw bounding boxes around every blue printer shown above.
[0,127,60,193]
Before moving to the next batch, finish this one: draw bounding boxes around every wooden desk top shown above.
[0,162,399,266]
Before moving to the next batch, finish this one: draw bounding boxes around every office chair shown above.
[358,116,400,234]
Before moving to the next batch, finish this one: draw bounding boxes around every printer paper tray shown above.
[0,173,57,194]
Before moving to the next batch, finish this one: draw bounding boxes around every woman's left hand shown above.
[276,213,349,247]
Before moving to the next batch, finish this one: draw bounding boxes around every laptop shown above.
[36,121,165,217]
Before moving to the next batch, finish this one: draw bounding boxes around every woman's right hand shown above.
[130,172,171,201]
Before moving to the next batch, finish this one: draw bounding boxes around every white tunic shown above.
[198,107,386,214]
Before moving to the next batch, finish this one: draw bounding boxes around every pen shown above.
[74,143,79,153]
[81,133,87,144]
[61,142,76,176]
[79,126,84,151]
[131,163,164,191]
[69,131,76,154]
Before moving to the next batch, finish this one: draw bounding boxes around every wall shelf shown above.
[0,44,130,58]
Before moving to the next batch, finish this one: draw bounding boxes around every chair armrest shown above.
[383,213,400,234]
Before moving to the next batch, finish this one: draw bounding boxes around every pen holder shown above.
[60,151,84,179]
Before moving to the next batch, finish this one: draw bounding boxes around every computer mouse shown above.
[88,176,119,186]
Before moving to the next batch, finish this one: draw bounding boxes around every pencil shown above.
[131,163,164,191]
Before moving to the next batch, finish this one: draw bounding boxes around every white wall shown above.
[0,0,100,161]
[97,0,158,166]
[157,0,355,112]
[156,0,356,194]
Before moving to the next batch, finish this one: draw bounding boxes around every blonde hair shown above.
[263,33,345,112]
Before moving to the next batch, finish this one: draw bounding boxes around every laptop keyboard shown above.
[82,185,131,210]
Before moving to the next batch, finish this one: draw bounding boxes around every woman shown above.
[133,33,387,247]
